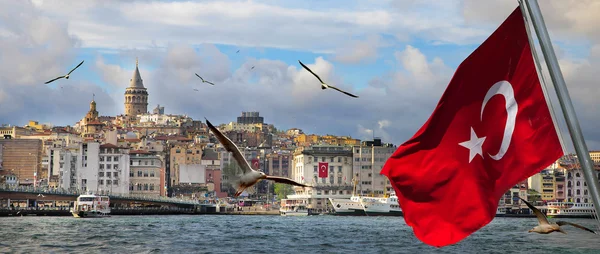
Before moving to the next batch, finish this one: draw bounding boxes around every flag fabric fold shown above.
[380,6,563,247]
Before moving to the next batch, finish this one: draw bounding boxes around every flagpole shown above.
[524,0,600,217]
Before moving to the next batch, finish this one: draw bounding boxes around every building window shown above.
[150,170,155,177]
[577,181,580,186]
[114,164,118,170]
[130,172,134,177]
[150,184,154,191]
[137,184,142,191]
[144,171,149,177]
[138,171,142,177]
[114,156,119,162]
[114,172,118,178]
[106,172,111,177]
[313,166,317,173]
[338,166,342,173]
[98,180,104,185]
[113,180,118,185]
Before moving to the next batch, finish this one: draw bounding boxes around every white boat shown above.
[546,202,597,218]
[329,195,367,216]
[360,192,403,216]
[70,194,111,218]
[279,199,309,216]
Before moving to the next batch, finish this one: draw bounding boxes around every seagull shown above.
[195,73,215,85]
[298,60,358,98]
[236,50,240,53]
[37,194,45,197]
[251,66,255,70]
[520,197,597,234]
[193,89,199,92]
[205,118,309,197]
[44,60,84,84]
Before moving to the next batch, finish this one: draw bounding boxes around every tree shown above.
[273,183,294,201]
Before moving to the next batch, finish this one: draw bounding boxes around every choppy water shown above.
[0,215,599,253]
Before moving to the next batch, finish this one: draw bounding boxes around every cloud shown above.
[2,0,600,151]
[0,0,115,125]
[333,35,384,64]
[24,0,499,53]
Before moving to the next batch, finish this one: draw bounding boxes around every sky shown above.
[0,0,600,151]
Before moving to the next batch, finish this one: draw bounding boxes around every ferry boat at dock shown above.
[70,194,111,218]
[279,199,309,216]
[360,191,403,216]
[545,202,597,218]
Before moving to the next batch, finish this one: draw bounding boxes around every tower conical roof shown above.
[129,58,144,88]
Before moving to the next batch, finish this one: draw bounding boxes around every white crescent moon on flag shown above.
[320,165,327,170]
[480,80,518,161]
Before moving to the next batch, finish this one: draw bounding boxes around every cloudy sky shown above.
[0,0,599,151]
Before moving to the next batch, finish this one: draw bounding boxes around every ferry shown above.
[329,177,368,216]
[360,191,403,216]
[546,202,597,219]
[279,199,309,216]
[329,195,367,216]
[70,194,111,218]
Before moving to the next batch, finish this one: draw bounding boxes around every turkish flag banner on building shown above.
[318,162,328,178]
[251,159,259,170]
[381,7,563,247]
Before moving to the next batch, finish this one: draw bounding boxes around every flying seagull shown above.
[44,60,84,84]
[193,88,199,92]
[205,118,309,197]
[236,50,240,53]
[520,197,597,234]
[251,66,255,70]
[195,73,215,85]
[37,194,45,198]
[298,60,358,98]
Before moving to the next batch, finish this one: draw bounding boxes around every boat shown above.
[545,202,597,218]
[70,193,111,218]
[329,177,368,216]
[329,195,367,216]
[360,191,403,216]
[279,199,309,216]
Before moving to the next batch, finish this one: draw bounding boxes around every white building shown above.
[352,139,396,196]
[52,142,130,195]
[287,145,354,211]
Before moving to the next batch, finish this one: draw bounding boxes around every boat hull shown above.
[364,210,403,216]
[71,210,110,218]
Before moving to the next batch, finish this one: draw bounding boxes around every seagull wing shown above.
[205,81,215,86]
[519,197,549,225]
[67,60,84,75]
[193,89,199,91]
[205,118,253,174]
[265,175,309,187]
[556,221,598,234]
[45,76,65,84]
[195,73,205,82]
[298,60,325,84]
[327,84,359,98]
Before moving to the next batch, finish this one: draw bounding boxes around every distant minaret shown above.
[124,58,148,123]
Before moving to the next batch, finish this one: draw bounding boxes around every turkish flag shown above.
[381,7,563,247]
[318,162,328,178]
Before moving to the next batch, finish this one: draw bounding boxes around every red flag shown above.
[381,7,563,247]
[318,162,328,178]
[251,159,259,170]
